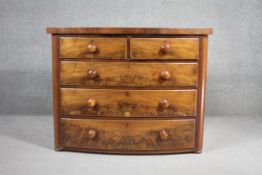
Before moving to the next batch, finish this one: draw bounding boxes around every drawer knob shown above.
[159,99,170,108]
[87,98,96,107]
[159,130,168,141]
[88,129,97,139]
[160,70,171,80]
[87,69,98,79]
[87,41,97,53]
[161,42,171,54]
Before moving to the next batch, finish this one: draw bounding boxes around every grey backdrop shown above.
[0,0,262,116]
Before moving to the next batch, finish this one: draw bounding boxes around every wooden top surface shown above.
[46,27,213,35]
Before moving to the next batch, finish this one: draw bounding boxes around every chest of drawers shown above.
[47,27,212,154]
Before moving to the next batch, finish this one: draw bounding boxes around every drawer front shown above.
[61,118,195,151]
[130,38,199,60]
[61,89,197,117]
[60,61,197,87]
[59,37,127,59]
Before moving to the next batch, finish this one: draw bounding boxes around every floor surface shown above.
[0,115,261,175]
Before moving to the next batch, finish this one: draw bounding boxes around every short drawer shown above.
[130,38,199,60]
[61,118,195,151]
[60,61,197,87]
[61,88,197,117]
[59,37,127,59]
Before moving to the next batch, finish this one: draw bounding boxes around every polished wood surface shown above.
[195,36,208,153]
[130,38,199,60]
[47,27,212,154]
[51,35,61,150]
[61,88,197,117]
[59,37,127,59]
[60,61,198,87]
[61,118,195,150]
[47,27,213,35]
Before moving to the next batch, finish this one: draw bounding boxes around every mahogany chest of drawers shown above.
[47,27,212,154]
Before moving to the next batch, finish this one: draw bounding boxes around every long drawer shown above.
[60,61,198,87]
[61,88,197,117]
[61,118,195,151]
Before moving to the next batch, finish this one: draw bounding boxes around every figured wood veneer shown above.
[47,27,212,154]
[60,62,198,87]
[60,37,127,59]
[61,88,197,117]
[130,38,199,60]
[61,118,195,151]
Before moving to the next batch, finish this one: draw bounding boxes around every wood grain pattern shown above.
[51,35,61,150]
[195,36,208,153]
[60,61,198,87]
[59,37,127,59]
[47,27,212,154]
[61,118,195,150]
[47,27,213,35]
[61,88,197,117]
[130,38,199,60]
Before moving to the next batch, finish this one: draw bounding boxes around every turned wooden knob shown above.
[159,130,168,141]
[159,99,170,108]
[87,98,96,107]
[160,70,171,80]
[161,42,171,54]
[88,129,97,139]
[86,41,97,53]
[87,69,98,79]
